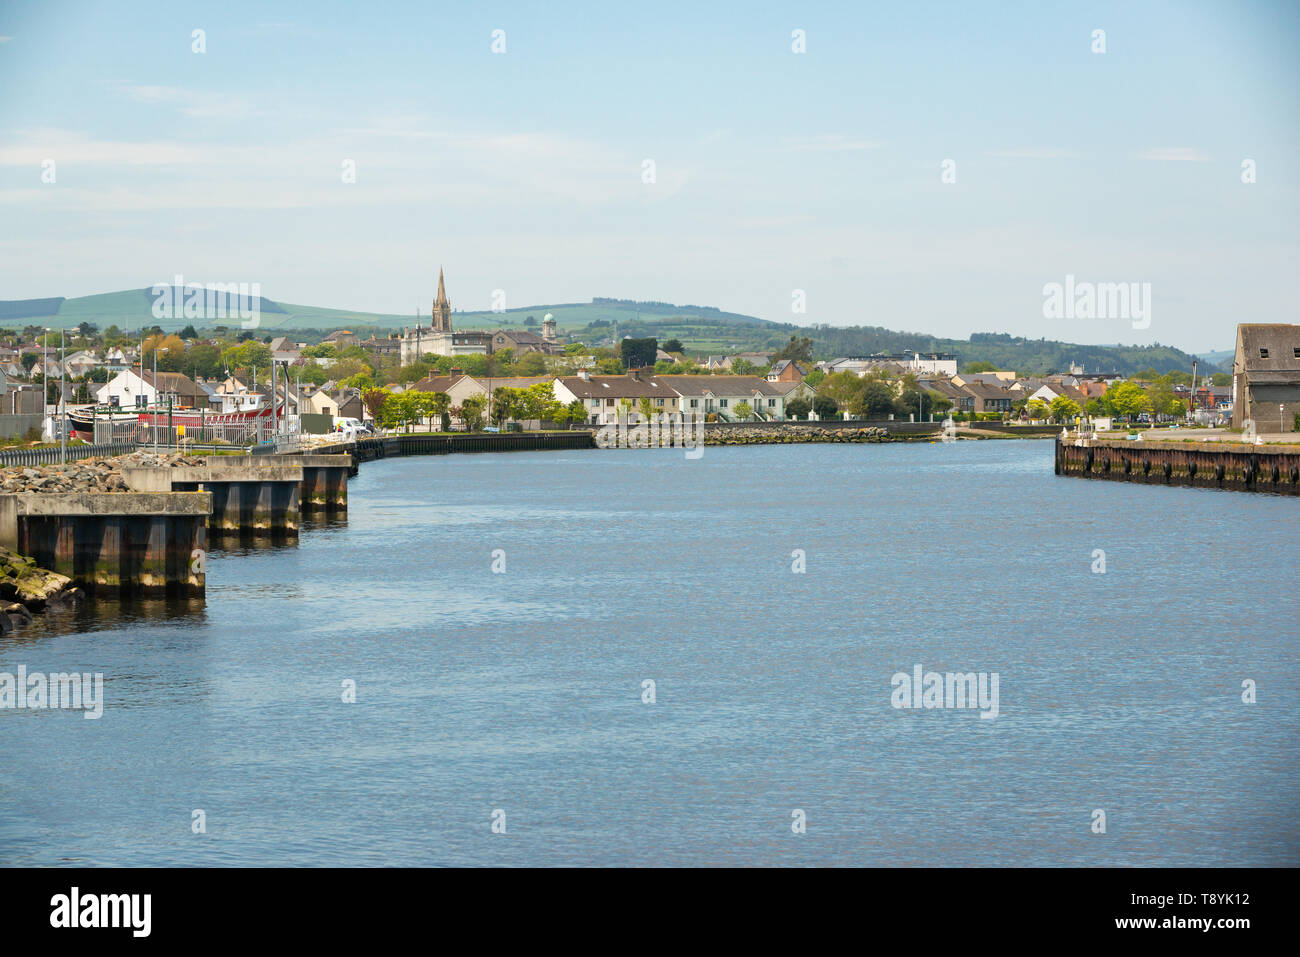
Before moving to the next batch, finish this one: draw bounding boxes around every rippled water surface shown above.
[1,440,1297,865]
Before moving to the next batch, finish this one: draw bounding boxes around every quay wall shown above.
[1055,436,1300,495]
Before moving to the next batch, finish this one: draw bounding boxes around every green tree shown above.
[620,337,657,369]
[785,397,811,419]
[733,401,753,421]
[812,394,839,419]
[661,338,683,354]
[849,379,896,418]
[460,394,487,431]
[1104,381,1152,420]
[1049,395,1082,423]
[515,351,547,376]
[772,335,812,363]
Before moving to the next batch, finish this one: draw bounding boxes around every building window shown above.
[689,399,699,408]
[720,399,728,407]
[655,398,664,406]
[1260,348,1269,359]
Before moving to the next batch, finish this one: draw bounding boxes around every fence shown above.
[95,417,277,449]
[0,441,138,468]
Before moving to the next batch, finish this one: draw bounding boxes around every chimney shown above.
[629,368,640,381]
[449,367,462,376]
[577,369,590,381]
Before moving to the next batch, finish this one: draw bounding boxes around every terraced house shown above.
[652,375,789,421]
[552,371,680,425]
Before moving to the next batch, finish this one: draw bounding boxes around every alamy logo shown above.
[595,412,705,459]
[891,664,1000,719]
[0,666,103,719]
[50,887,150,937]
[151,274,262,329]
[1042,275,1151,329]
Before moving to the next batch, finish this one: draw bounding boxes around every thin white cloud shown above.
[986,148,1078,159]
[0,129,213,166]
[122,84,257,119]
[1137,147,1211,162]
[783,134,883,152]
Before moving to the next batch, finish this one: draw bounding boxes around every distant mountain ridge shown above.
[0,288,1225,375]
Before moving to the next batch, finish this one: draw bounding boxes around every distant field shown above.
[0,288,1226,375]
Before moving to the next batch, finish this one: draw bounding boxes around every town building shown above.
[1231,323,1300,434]
[398,269,492,363]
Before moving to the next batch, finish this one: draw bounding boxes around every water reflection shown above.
[2,594,208,643]
[206,529,300,555]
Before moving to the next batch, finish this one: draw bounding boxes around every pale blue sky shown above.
[1,0,1297,351]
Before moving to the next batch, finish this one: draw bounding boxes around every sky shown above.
[1,0,1297,353]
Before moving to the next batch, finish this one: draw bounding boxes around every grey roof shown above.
[1236,324,1300,373]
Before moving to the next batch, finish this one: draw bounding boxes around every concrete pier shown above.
[1056,436,1300,495]
[282,454,351,511]
[123,461,304,533]
[0,492,210,595]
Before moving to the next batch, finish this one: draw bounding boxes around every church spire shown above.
[431,266,452,333]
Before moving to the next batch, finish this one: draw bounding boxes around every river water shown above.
[1,439,1297,866]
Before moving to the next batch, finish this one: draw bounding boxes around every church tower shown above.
[431,267,452,333]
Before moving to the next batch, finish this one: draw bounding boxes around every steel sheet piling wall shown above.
[1056,436,1300,495]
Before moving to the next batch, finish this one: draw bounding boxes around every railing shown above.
[0,441,138,468]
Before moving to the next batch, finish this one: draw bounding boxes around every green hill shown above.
[0,288,1224,375]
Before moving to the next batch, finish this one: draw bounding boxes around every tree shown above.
[785,397,811,419]
[730,358,761,376]
[812,394,839,419]
[661,338,683,354]
[1210,372,1231,386]
[179,325,199,340]
[221,340,273,376]
[77,321,98,338]
[1049,395,1082,423]
[849,379,896,418]
[20,353,37,372]
[492,387,523,426]
[772,335,812,363]
[1104,381,1151,421]
[362,388,390,423]
[185,343,223,379]
[924,388,953,416]
[460,395,487,431]
[638,397,654,422]
[426,391,452,431]
[733,401,753,421]
[340,372,374,391]
[515,351,547,376]
[818,371,864,410]
[620,337,657,370]
[1026,399,1049,420]
[962,361,997,374]
[565,399,586,427]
